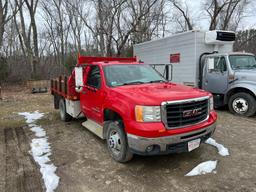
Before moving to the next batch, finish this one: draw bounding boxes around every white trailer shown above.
[134,30,233,86]
[134,30,256,117]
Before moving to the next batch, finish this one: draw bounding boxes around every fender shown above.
[225,82,256,104]
[102,87,137,122]
[102,96,134,127]
[102,102,132,121]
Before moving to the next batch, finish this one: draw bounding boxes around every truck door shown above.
[202,56,228,94]
[80,65,105,123]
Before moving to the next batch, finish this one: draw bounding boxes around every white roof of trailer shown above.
[134,30,202,47]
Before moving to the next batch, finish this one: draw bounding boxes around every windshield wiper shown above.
[148,80,166,83]
[121,80,166,86]
[122,81,145,85]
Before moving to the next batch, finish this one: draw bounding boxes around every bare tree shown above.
[234,29,256,54]
[0,0,21,49]
[9,0,39,78]
[72,0,165,56]
[114,0,164,56]
[204,0,249,30]
[0,0,8,48]
[170,0,193,31]
[221,0,249,30]
[65,0,84,53]
[41,0,72,67]
[24,0,39,58]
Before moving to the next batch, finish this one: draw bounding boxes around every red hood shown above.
[111,82,210,105]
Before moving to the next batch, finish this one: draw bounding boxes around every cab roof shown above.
[209,52,255,57]
[91,61,141,66]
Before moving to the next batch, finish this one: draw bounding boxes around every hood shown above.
[235,70,256,82]
[111,82,210,105]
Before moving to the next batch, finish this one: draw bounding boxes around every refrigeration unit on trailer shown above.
[134,30,256,117]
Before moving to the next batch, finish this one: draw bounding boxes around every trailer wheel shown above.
[228,92,256,117]
[59,98,72,122]
[106,121,133,163]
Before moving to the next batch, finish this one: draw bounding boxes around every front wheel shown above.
[106,121,133,163]
[228,92,256,117]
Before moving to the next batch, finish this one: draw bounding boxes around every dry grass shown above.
[0,84,54,128]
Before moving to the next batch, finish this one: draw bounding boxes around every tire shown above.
[54,94,59,109]
[59,98,72,121]
[106,121,133,163]
[228,92,256,117]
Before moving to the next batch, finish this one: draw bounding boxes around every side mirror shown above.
[75,67,84,92]
[150,64,173,81]
[164,65,173,81]
[207,58,215,70]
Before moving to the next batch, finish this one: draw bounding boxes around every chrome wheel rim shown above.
[232,98,249,114]
[108,130,122,156]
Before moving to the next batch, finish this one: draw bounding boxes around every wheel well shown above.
[226,87,256,103]
[104,109,123,121]
[103,109,123,139]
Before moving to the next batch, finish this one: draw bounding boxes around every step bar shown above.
[82,119,104,139]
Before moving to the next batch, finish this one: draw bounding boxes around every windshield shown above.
[229,55,256,70]
[103,64,166,87]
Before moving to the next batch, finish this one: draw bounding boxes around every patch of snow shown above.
[40,164,59,192]
[18,111,44,124]
[19,111,59,192]
[30,126,46,137]
[205,138,229,156]
[185,160,217,176]
[29,123,37,127]
[30,137,51,156]
[33,153,51,165]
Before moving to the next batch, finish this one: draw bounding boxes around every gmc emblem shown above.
[183,108,202,117]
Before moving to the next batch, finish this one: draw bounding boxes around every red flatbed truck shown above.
[51,56,217,162]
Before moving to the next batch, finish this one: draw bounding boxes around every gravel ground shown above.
[0,85,256,192]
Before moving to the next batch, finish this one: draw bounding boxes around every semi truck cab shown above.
[202,52,256,116]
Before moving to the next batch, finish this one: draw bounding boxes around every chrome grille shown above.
[162,97,209,129]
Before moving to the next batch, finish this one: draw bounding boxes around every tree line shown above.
[0,0,255,82]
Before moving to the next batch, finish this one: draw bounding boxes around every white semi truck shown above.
[134,30,256,117]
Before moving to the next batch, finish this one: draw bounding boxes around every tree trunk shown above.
[97,0,105,55]
[0,26,3,48]
[0,0,5,48]
[31,15,38,57]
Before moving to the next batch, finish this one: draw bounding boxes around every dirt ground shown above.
[1,85,256,192]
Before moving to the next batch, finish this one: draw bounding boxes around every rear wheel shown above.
[228,92,256,117]
[106,121,133,163]
[59,98,72,121]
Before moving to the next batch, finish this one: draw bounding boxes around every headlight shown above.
[135,105,161,122]
[209,96,214,111]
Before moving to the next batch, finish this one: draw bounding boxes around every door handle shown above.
[82,90,87,94]
[86,86,97,92]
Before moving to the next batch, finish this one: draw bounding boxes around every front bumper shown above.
[127,122,216,155]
